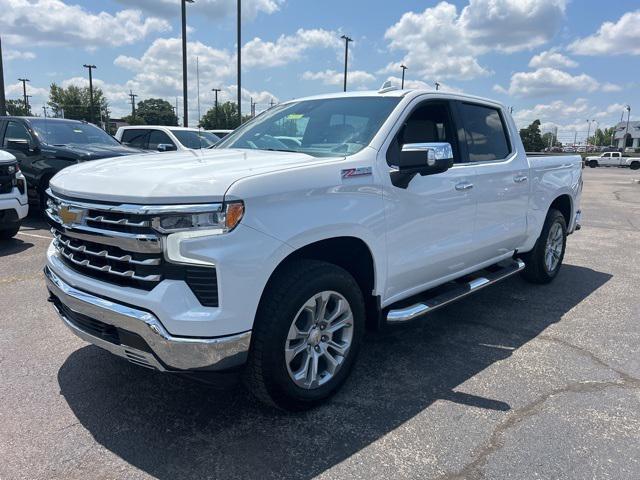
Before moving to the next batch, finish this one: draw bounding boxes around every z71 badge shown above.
[341,167,372,178]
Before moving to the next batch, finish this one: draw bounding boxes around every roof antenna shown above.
[378,80,398,93]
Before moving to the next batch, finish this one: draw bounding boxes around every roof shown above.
[119,125,202,132]
[613,121,640,139]
[0,116,84,123]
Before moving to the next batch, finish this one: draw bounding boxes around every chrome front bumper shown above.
[44,266,251,372]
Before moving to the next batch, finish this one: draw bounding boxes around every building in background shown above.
[613,121,640,150]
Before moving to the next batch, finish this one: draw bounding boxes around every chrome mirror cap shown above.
[401,142,453,166]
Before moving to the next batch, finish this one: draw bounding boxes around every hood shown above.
[0,150,17,165]
[50,148,330,204]
[44,142,144,160]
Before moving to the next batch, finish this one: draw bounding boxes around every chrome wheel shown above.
[544,222,563,272]
[285,291,354,389]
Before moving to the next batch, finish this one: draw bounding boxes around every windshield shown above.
[30,119,120,146]
[170,130,220,149]
[216,97,401,157]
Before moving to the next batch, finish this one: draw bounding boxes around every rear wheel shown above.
[520,209,567,284]
[245,259,364,411]
[630,161,640,170]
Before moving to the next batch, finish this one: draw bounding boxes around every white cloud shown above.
[3,49,36,61]
[114,0,282,20]
[495,67,619,97]
[383,0,566,80]
[513,98,589,126]
[0,0,170,48]
[568,10,640,56]
[243,29,341,68]
[302,69,375,87]
[528,49,577,69]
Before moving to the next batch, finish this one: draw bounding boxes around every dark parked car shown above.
[0,117,143,209]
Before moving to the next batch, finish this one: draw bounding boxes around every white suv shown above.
[115,126,220,152]
[0,150,28,239]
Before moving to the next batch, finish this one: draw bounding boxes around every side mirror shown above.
[395,142,454,175]
[6,138,31,153]
[157,143,177,152]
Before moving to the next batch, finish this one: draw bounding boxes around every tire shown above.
[589,160,598,168]
[520,209,567,284]
[630,161,640,171]
[245,259,365,411]
[0,223,20,240]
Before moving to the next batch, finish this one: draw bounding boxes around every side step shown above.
[386,259,525,324]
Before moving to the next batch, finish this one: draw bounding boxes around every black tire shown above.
[630,161,640,171]
[244,259,365,411]
[520,209,567,284]
[0,224,20,240]
[589,160,598,168]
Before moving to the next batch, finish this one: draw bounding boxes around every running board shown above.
[386,259,525,324]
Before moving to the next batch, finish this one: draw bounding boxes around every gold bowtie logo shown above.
[59,205,82,226]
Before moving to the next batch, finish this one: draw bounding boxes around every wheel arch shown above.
[549,193,573,227]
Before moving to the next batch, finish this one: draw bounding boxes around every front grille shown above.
[47,193,219,305]
[0,162,17,194]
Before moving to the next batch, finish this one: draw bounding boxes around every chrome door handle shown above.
[514,175,528,183]
[455,181,474,191]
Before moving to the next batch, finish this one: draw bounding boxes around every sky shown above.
[1,0,639,142]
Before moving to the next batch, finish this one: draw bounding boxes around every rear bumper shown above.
[44,266,251,372]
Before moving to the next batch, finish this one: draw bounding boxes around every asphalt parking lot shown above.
[1,168,639,480]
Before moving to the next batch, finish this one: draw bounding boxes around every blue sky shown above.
[2,0,639,141]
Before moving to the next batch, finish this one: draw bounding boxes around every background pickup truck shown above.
[585,151,640,169]
[43,88,582,410]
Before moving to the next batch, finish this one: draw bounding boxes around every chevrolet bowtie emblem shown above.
[59,205,84,226]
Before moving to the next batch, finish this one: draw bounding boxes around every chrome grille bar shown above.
[53,233,160,266]
[57,247,162,282]
[85,215,151,228]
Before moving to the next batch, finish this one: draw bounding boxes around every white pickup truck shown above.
[43,89,582,410]
[0,150,28,239]
[585,151,640,169]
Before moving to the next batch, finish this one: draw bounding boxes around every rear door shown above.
[458,101,529,263]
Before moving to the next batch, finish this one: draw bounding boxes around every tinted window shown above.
[170,130,219,149]
[148,130,175,150]
[30,119,119,146]
[3,121,32,146]
[121,129,150,149]
[459,103,511,162]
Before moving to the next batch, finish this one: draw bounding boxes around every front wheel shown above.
[245,260,365,411]
[0,223,20,240]
[589,160,598,168]
[520,209,567,284]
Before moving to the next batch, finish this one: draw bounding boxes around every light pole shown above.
[212,88,221,127]
[341,34,352,92]
[585,119,592,150]
[83,64,96,124]
[400,64,407,89]
[0,37,6,116]
[18,78,29,114]
[237,0,242,125]
[434,81,440,91]
[624,105,631,150]
[181,0,194,127]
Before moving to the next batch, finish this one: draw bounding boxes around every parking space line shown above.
[17,231,52,240]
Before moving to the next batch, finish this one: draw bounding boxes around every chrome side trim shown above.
[386,259,525,324]
[47,189,223,215]
[45,266,251,371]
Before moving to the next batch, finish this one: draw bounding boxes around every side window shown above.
[603,152,610,158]
[3,121,32,147]
[148,130,175,150]
[121,129,150,149]
[389,101,462,164]
[459,103,511,162]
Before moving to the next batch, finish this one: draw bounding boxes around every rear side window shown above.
[459,103,511,162]
[121,129,150,149]
[148,130,175,150]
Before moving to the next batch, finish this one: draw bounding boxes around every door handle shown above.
[514,175,528,183]
[455,181,474,191]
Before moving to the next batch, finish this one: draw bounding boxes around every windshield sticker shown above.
[341,167,372,178]
[286,114,304,119]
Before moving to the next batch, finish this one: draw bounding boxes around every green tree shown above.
[589,127,614,147]
[541,132,560,149]
[6,99,31,116]
[48,83,108,123]
[519,120,545,152]
[135,98,178,126]
[199,101,250,129]
[121,114,147,126]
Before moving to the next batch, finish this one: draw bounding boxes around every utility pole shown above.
[400,64,407,89]
[212,88,221,127]
[237,0,242,125]
[434,81,440,91]
[624,105,631,150]
[175,97,179,125]
[0,37,6,116]
[250,96,255,117]
[181,0,194,127]
[341,35,352,92]
[196,56,201,126]
[585,119,592,149]
[42,105,48,118]
[129,90,138,117]
[18,78,29,114]
[83,64,96,124]
[573,131,577,147]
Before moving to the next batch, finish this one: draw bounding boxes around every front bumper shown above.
[0,186,29,223]
[45,266,251,372]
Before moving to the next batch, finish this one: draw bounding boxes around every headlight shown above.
[152,201,244,233]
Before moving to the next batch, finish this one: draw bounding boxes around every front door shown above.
[383,99,477,304]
